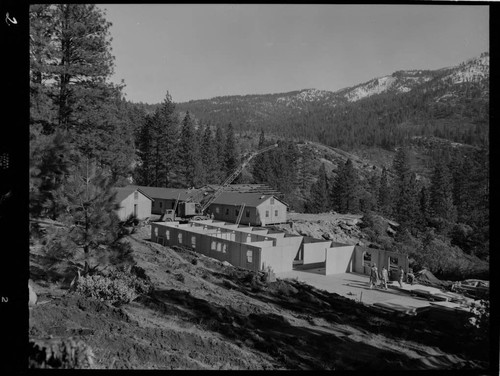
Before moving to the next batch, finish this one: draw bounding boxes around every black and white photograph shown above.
[22,3,493,371]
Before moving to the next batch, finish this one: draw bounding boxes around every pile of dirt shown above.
[28,226,490,370]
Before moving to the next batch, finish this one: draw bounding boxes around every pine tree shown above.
[224,122,239,179]
[395,172,420,232]
[177,111,198,187]
[392,147,417,226]
[429,159,457,227]
[418,185,432,229]
[30,129,76,219]
[200,124,218,184]
[377,167,392,218]
[29,4,136,181]
[367,170,380,212]
[332,159,360,214]
[55,158,120,255]
[306,163,330,213]
[135,93,178,187]
[252,129,271,184]
[192,123,206,187]
[214,125,226,182]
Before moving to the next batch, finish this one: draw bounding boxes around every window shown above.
[246,250,253,263]
[191,236,196,249]
[178,233,183,244]
[166,230,170,240]
[275,210,278,217]
[215,206,220,214]
[172,202,175,208]
[157,236,164,246]
[270,198,275,205]
[160,202,163,208]
[216,242,222,252]
[246,209,250,218]
[134,191,138,200]
[211,241,216,251]
[222,244,227,254]
[265,210,269,218]
[225,208,229,215]
[235,209,239,216]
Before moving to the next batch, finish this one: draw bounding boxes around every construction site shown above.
[112,142,485,319]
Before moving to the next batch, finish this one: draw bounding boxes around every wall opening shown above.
[362,251,372,274]
[246,250,253,263]
[389,256,399,280]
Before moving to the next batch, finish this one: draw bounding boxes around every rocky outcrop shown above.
[274,214,366,245]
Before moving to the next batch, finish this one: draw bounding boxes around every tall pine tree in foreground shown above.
[55,158,120,256]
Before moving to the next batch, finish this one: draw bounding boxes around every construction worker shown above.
[398,266,405,288]
[407,268,415,285]
[369,263,379,289]
[380,266,389,290]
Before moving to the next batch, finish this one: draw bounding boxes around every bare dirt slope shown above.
[29,226,489,370]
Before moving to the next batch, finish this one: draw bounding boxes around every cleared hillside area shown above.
[29,226,489,370]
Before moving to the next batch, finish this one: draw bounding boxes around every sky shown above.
[99,4,489,104]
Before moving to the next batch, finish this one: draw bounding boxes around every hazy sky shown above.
[99,4,489,104]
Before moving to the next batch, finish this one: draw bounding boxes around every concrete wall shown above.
[117,191,152,221]
[325,245,356,275]
[353,246,409,279]
[151,220,302,274]
[260,245,299,274]
[151,222,262,272]
[303,241,332,264]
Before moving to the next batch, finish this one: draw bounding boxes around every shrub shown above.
[466,299,490,341]
[75,270,152,304]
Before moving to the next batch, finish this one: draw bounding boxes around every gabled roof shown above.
[209,192,288,207]
[114,187,153,203]
[202,184,281,196]
[127,185,201,201]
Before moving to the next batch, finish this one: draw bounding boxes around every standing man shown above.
[369,263,379,289]
[398,266,405,288]
[380,266,389,290]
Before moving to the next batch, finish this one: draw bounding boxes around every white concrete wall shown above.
[303,241,332,264]
[260,246,294,274]
[325,245,355,275]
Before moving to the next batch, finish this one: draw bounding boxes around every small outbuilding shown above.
[128,185,199,215]
[207,192,288,226]
[114,187,153,221]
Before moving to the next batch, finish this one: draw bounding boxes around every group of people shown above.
[369,264,415,290]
